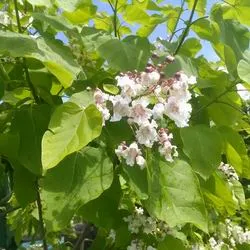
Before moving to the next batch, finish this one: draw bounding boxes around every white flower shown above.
[110,95,130,122]
[170,79,191,102]
[94,88,109,105]
[140,71,160,86]
[236,83,250,101]
[135,206,144,215]
[116,75,142,98]
[152,103,165,119]
[0,11,10,26]
[136,155,146,168]
[165,96,192,127]
[107,229,116,243]
[130,98,152,125]
[136,120,158,148]
[96,104,110,125]
[115,142,146,167]
[147,246,156,250]
[188,75,197,85]
[218,162,239,181]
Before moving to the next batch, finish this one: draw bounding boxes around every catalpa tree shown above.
[0,0,249,249]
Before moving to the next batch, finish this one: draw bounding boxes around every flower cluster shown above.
[123,206,169,238]
[218,162,239,182]
[192,219,250,250]
[94,60,195,168]
[127,240,156,250]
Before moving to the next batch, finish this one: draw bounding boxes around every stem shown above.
[13,0,40,103]
[168,0,185,42]
[107,0,119,38]
[0,63,10,81]
[173,0,199,55]
[36,180,48,250]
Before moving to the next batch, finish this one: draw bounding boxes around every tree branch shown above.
[168,0,185,42]
[173,0,199,55]
[36,180,48,250]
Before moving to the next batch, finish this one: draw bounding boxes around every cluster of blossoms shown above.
[192,219,250,250]
[94,58,196,168]
[127,240,156,250]
[123,206,169,239]
[218,162,239,183]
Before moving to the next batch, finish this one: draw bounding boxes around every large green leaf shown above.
[26,0,51,7]
[42,147,113,231]
[32,13,73,31]
[11,105,51,175]
[0,31,80,88]
[98,36,150,71]
[180,125,222,179]
[186,0,207,17]
[158,235,187,250]
[145,159,208,232]
[13,164,37,208]
[78,176,121,229]
[238,50,250,83]
[63,4,97,24]
[42,103,102,170]
[201,172,238,215]
[218,126,250,178]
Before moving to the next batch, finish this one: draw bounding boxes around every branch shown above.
[36,180,48,250]
[173,0,199,55]
[168,0,185,42]
[108,0,119,38]
[13,0,40,103]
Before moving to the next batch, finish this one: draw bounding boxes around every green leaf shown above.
[218,126,250,178]
[42,147,113,231]
[0,31,81,88]
[186,0,207,17]
[11,105,51,175]
[36,38,80,88]
[26,0,51,7]
[32,13,73,31]
[158,235,187,250]
[103,84,119,95]
[98,36,150,71]
[145,159,208,232]
[78,176,121,229]
[123,165,148,200]
[238,50,250,83]
[13,164,37,208]
[42,103,102,170]
[123,5,150,24]
[180,125,222,179]
[68,90,95,108]
[63,4,97,24]
[0,133,19,159]
[164,55,197,77]
[201,172,238,215]
[179,38,202,57]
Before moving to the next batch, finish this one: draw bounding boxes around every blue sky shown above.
[57,0,219,61]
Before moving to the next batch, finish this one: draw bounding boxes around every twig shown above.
[36,180,48,250]
[107,0,119,38]
[168,0,185,42]
[173,0,199,55]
